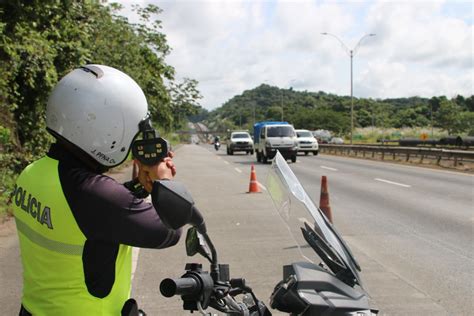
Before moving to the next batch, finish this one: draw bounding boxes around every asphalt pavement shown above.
[1,144,472,315]
[222,147,473,315]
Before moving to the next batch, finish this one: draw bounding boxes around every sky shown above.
[114,0,473,110]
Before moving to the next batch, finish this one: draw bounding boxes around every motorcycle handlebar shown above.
[160,277,200,298]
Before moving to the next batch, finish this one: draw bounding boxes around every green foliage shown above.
[459,111,474,136]
[393,107,430,128]
[0,126,10,145]
[205,84,472,138]
[292,108,350,134]
[435,99,464,134]
[168,78,203,129]
[353,127,447,143]
[0,1,204,215]
[0,167,15,217]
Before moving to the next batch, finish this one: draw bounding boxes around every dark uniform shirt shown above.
[48,143,181,298]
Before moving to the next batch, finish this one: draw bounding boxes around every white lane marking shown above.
[235,167,242,173]
[321,166,338,171]
[258,182,267,191]
[375,178,411,188]
[224,161,230,165]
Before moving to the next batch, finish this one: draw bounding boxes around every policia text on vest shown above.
[12,184,53,229]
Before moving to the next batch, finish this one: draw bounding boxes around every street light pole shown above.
[350,50,353,145]
[280,79,296,122]
[321,32,376,145]
[253,101,256,127]
[281,90,283,121]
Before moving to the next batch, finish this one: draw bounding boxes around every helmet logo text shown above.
[90,149,116,164]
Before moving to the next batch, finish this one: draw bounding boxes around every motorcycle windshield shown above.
[266,151,363,288]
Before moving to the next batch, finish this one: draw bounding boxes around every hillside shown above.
[204,84,473,136]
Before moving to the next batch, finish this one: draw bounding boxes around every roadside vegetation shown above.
[1,2,472,219]
[351,127,448,144]
[198,85,473,141]
[0,1,202,218]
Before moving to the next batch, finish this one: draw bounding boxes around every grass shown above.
[351,127,449,144]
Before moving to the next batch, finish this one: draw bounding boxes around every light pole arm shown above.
[321,32,376,146]
[321,32,351,56]
[353,33,376,56]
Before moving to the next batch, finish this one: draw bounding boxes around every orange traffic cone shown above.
[247,164,261,193]
[319,176,333,223]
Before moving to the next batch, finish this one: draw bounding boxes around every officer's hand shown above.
[166,151,177,176]
[136,155,176,193]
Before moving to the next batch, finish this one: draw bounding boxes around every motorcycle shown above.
[214,141,221,151]
[153,152,378,315]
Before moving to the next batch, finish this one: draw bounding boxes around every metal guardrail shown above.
[319,144,474,167]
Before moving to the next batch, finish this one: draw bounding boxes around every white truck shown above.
[253,121,298,163]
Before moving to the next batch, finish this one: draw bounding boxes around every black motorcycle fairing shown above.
[271,262,372,316]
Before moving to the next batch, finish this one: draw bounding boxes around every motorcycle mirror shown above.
[185,227,212,262]
[152,181,207,233]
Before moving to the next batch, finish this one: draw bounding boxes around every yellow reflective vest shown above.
[13,156,131,315]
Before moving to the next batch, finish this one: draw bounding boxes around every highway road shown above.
[1,144,472,315]
[220,145,474,315]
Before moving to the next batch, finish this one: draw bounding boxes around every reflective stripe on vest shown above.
[15,217,83,256]
[13,156,132,316]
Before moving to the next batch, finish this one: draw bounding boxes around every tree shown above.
[356,109,372,128]
[435,99,464,134]
[203,82,473,139]
[292,108,350,134]
[266,106,284,121]
[393,107,429,128]
[168,78,203,129]
[0,1,197,173]
[460,112,474,136]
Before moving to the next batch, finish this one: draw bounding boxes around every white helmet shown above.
[46,65,148,167]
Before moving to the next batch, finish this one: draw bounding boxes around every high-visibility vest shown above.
[12,156,131,315]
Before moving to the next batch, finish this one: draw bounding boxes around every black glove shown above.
[123,179,149,199]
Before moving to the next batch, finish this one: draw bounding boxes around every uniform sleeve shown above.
[59,163,181,248]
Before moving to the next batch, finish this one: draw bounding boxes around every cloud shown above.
[365,1,472,69]
[113,0,473,110]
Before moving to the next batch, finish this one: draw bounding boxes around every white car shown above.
[296,129,319,155]
[227,131,254,155]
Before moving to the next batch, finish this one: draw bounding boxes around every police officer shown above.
[12,65,181,315]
